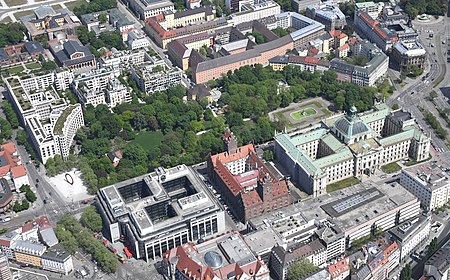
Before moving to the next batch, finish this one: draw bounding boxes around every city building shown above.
[0,255,11,280]
[352,238,399,280]
[207,129,292,222]
[424,239,450,280]
[399,162,450,212]
[186,0,201,9]
[354,11,398,52]
[354,1,383,20]
[303,269,331,280]
[126,0,175,20]
[192,13,324,83]
[269,55,330,72]
[14,241,46,267]
[98,49,146,71]
[127,30,151,50]
[72,68,131,107]
[306,1,346,31]
[49,37,96,73]
[330,40,388,86]
[328,257,350,280]
[41,246,73,275]
[387,215,431,262]
[96,165,226,261]
[80,8,135,41]
[391,40,426,72]
[162,231,270,280]
[0,142,29,190]
[0,179,14,214]
[20,5,81,40]
[3,75,84,164]
[271,239,327,280]
[130,63,182,94]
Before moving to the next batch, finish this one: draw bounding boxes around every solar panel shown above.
[332,190,380,213]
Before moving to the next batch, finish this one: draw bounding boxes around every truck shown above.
[103,239,117,254]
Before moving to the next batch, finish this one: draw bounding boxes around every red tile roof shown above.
[328,257,350,279]
[0,239,10,247]
[11,166,26,179]
[0,141,25,178]
[338,43,349,52]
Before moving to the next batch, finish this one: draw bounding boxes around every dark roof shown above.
[23,41,45,55]
[0,178,14,209]
[188,84,212,99]
[63,40,84,57]
[0,156,7,167]
[391,110,412,122]
[49,18,59,28]
[330,59,354,74]
[173,5,214,19]
[42,245,71,262]
[268,55,289,64]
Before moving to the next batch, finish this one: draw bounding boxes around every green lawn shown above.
[290,108,317,120]
[13,10,34,19]
[25,62,41,70]
[132,131,163,151]
[326,177,360,193]
[381,162,402,173]
[0,16,11,23]
[7,65,24,75]
[404,155,432,167]
[381,162,402,174]
[64,0,88,11]
[5,0,26,6]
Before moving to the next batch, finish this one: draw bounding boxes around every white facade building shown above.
[126,0,174,20]
[130,63,182,94]
[127,30,151,50]
[41,248,74,275]
[98,49,146,71]
[3,75,84,164]
[399,162,450,212]
[275,104,430,196]
[388,215,431,262]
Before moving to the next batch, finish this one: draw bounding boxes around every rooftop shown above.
[401,161,450,191]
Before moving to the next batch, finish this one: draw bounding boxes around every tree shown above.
[98,13,108,24]
[392,103,400,110]
[41,61,57,71]
[287,259,318,280]
[2,101,19,128]
[55,225,78,254]
[0,23,26,47]
[0,118,12,140]
[80,206,103,233]
[428,237,438,256]
[400,264,412,280]
[21,199,29,210]
[263,150,274,161]
[25,189,37,203]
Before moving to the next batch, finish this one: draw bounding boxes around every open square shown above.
[290,108,317,120]
[47,169,93,202]
[269,97,332,130]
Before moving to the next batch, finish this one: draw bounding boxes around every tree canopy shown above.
[400,263,412,280]
[287,259,318,280]
[73,0,117,16]
[0,23,26,47]
[80,206,103,232]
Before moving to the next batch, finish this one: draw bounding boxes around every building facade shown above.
[391,40,426,72]
[130,63,182,94]
[0,256,11,280]
[96,165,226,261]
[41,247,74,275]
[399,162,450,212]
[306,1,346,31]
[207,129,292,222]
[275,104,430,196]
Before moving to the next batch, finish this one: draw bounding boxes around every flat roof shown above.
[401,161,450,191]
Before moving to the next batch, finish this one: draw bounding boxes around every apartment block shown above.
[130,63,182,94]
[306,1,346,31]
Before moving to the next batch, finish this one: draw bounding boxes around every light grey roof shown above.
[34,5,57,20]
[42,245,71,262]
[204,251,223,269]
[15,240,46,256]
[40,227,59,247]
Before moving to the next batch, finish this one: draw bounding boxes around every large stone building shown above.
[96,165,225,261]
[275,104,430,196]
[424,239,450,280]
[126,0,174,20]
[399,162,450,212]
[207,129,292,222]
[162,231,270,280]
[391,40,426,72]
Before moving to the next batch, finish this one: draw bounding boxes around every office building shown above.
[162,231,270,280]
[391,40,426,72]
[126,0,174,20]
[275,104,430,196]
[207,129,292,223]
[399,162,450,212]
[387,215,431,262]
[130,63,182,93]
[96,165,226,261]
[127,30,151,50]
[41,246,73,275]
[0,256,11,280]
[354,2,383,20]
[269,55,330,71]
[98,49,146,70]
[306,1,346,31]
[354,11,398,51]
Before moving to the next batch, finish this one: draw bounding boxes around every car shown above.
[20,263,29,267]
[2,217,11,223]
[53,210,58,214]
